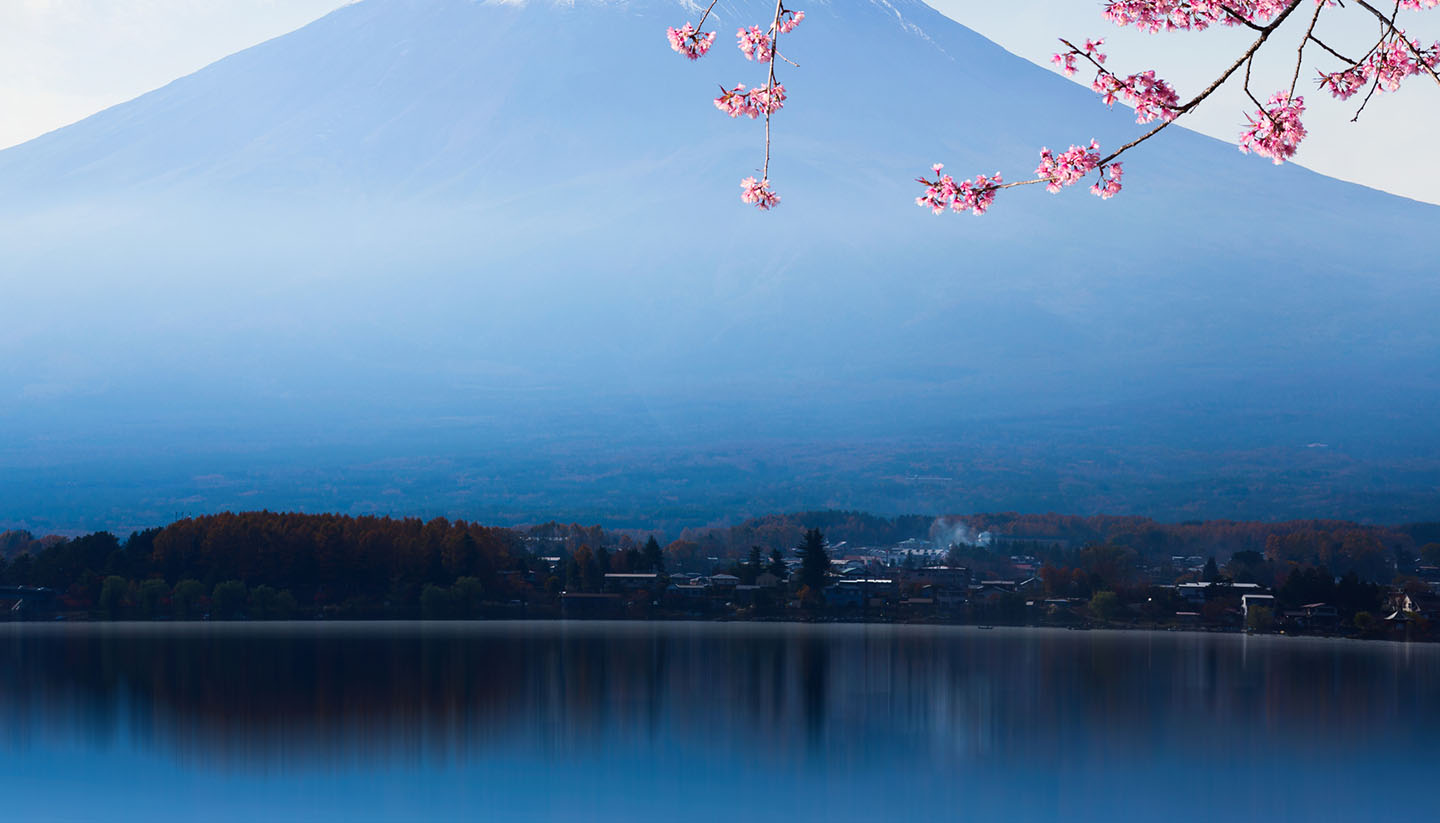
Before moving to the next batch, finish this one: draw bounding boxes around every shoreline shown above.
[2,616,1428,645]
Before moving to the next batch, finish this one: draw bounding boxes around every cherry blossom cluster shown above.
[1052,38,1108,76]
[666,2,806,210]
[1101,0,1297,33]
[1329,34,1440,98]
[737,26,775,62]
[741,177,781,210]
[1092,163,1125,199]
[1036,141,1103,192]
[1054,39,1180,124]
[1239,92,1307,164]
[714,82,787,118]
[915,165,1003,216]
[1034,143,1125,198]
[666,23,715,60]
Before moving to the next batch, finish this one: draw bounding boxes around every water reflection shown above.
[2,622,1437,820]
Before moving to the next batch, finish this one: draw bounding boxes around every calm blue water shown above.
[2,621,1435,821]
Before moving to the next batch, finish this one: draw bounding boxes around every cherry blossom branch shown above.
[1097,2,1303,165]
[1353,0,1440,86]
[665,1,1437,215]
[919,0,1438,217]
[762,0,783,182]
[667,3,804,210]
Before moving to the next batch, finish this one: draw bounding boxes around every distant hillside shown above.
[1,0,1437,532]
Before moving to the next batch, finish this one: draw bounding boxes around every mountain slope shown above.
[0,0,1437,531]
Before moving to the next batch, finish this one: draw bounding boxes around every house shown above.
[0,586,57,621]
[1241,594,1275,619]
[827,578,897,608]
[755,572,783,589]
[934,587,967,609]
[977,580,1018,594]
[1391,591,1440,618]
[1177,582,1266,604]
[731,585,767,606]
[825,585,865,608]
[908,566,972,588]
[604,573,660,592]
[709,574,741,589]
[1294,603,1340,629]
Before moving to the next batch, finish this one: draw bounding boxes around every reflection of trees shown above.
[1,625,1437,772]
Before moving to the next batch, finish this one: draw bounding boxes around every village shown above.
[545,535,1440,639]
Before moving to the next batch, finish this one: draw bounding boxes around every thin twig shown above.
[695,0,720,32]
[1290,1,1327,97]
[762,0,784,180]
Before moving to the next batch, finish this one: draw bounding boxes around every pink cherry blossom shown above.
[741,177,781,210]
[1366,34,1440,92]
[915,165,1003,216]
[749,83,787,115]
[737,26,774,62]
[1318,65,1369,100]
[1102,0,1295,33]
[1238,91,1307,164]
[666,23,715,60]
[1036,141,1103,192]
[778,9,805,34]
[1091,163,1124,199]
[714,83,787,119]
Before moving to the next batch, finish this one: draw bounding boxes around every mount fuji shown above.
[2,0,1437,532]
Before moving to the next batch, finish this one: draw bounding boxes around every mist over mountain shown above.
[2,0,1437,533]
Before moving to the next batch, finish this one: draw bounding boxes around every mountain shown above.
[1,0,1437,533]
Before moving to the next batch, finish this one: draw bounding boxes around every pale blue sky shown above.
[1,0,1435,203]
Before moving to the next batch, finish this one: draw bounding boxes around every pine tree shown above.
[643,536,665,574]
[768,548,786,580]
[1202,556,1221,583]
[798,528,830,591]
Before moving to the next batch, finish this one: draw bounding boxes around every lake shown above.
[2,621,1435,821]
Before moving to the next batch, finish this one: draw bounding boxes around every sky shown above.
[0,0,1436,204]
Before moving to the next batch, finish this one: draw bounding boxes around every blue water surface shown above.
[1,621,1431,821]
